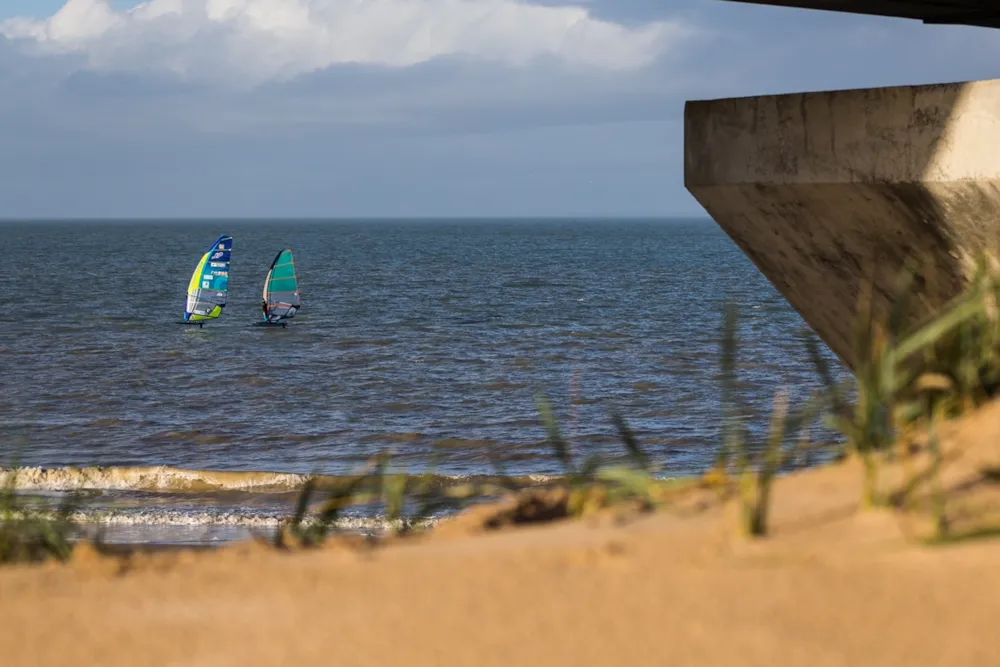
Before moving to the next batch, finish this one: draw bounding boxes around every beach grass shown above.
[0,467,76,564]
[818,256,1000,534]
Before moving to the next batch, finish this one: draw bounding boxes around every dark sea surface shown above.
[0,218,848,543]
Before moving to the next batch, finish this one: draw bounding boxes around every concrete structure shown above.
[685,79,1000,367]
[722,1,1000,30]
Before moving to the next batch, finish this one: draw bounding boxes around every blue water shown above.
[0,218,845,477]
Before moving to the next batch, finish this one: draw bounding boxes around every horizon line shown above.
[0,214,712,223]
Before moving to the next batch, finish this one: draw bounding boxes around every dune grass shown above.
[0,467,76,564]
[713,303,835,537]
[811,257,1000,538]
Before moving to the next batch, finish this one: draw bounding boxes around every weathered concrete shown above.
[685,79,1000,368]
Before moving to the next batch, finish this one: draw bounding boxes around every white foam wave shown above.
[10,506,440,533]
[1,465,557,492]
[1,465,311,492]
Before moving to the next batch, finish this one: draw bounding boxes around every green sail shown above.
[261,248,301,322]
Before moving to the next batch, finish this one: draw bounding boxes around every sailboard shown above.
[182,235,232,327]
[256,248,301,327]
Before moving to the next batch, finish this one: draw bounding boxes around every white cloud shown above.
[0,0,688,84]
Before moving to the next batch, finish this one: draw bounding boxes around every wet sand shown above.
[3,401,1000,666]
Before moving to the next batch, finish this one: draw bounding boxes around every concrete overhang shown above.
[721,1,1000,29]
[684,79,1000,369]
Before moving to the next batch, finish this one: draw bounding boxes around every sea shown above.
[0,218,848,545]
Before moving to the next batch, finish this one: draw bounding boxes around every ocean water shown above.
[0,219,847,543]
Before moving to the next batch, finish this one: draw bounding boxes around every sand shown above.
[4,402,1000,666]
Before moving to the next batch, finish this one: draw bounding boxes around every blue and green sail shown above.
[184,235,232,323]
[262,248,301,322]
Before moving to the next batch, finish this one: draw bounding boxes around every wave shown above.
[0,465,557,493]
[7,506,442,534]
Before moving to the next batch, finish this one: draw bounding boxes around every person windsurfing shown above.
[261,298,269,321]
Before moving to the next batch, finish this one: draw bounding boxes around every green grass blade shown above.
[536,392,573,474]
[610,411,651,472]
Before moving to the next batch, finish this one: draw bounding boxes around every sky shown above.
[1,1,999,219]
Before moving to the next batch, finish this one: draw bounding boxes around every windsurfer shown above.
[261,298,269,320]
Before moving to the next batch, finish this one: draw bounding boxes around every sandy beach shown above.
[4,399,1000,667]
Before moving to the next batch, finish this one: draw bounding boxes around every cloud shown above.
[0,1,701,218]
[4,0,999,219]
[0,0,691,85]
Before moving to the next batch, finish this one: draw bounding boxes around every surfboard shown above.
[256,248,301,326]
[183,235,232,326]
